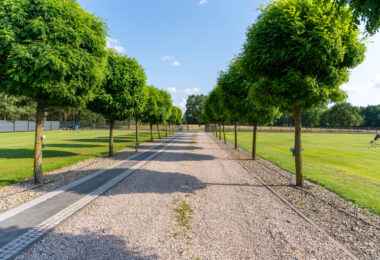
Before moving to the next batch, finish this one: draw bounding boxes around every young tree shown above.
[155,89,172,138]
[218,61,250,149]
[0,0,107,183]
[207,87,228,142]
[168,106,182,133]
[241,0,365,186]
[141,85,159,141]
[87,50,135,156]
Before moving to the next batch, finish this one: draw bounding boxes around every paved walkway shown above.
[0,135,181,260]
[13,132,354,259]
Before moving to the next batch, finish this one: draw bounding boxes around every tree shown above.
[335,0,380,35]
[322,102,364,127]
[141,85,159,141]
[360,105,380,127]
[0,0,107,183]
[207,87,229,142]
[155,89,172,138]
[301,105,327,127]
[168,106,182,133]
[241,0,365,186]
[184,94,207,124]
[88,50,137,156]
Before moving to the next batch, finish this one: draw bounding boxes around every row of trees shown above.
[0,0,182,184]
[203,0,375,187]
[275,103,380,128]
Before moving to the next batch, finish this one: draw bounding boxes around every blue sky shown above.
[77,0,380,111]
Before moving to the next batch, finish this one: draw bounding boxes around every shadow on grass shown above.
[46,143,103,148]
[0,149,77,159]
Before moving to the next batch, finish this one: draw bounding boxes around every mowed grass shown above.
[225,132,380,215]
[0,130,161,187]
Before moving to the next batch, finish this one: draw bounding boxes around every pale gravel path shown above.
[17,132,351,259]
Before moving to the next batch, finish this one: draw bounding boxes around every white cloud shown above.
[161,56,173,61]
[342,75,380,94]
[171,60,181,67]
[106,38,125,53]
[162,56,181,67]
[180,98,187,109]
[184,88,200,95]
[198,0,208,6]
[167,87,176,93]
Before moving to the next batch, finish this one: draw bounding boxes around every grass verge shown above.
[0,130,162,187]
[224,132,380,215]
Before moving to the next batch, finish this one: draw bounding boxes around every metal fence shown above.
[0,120,60,133]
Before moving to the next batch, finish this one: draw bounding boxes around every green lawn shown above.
[225,132,380,215]
[0,130,160,187]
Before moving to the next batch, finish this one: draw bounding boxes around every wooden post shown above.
[234,122,237,149]
[252,121,257,160]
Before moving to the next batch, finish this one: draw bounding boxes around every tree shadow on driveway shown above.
[7,227,158,260]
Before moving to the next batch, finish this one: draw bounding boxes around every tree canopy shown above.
[184,94,207,124]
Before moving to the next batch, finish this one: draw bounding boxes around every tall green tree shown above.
[321,102,364,127]
[155,89,172,138]
[88,50,137,156]
[168,106,182,133]
[360,105,380,127]
[141,85,159,141]
[241,0,365,186]
[207,87,228,142]
[184,94,207,124]
[0,0,107,183]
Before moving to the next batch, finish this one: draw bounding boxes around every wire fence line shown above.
[0,120,181,133]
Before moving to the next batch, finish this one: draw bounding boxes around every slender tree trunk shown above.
[223,122,226,144]
[157,124,161,139]
[252,121,257,160]
[234,122,238,149]
[34,102,45,184]
[293,106,304,187]
[150,123,153,142]
[218,123,221,140]
[135,118,139,152]
[165,124,168,137]
[109,119,114,157]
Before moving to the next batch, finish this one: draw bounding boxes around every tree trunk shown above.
[234,122,237,149]
[165,124,168,137]
[252,121,257,160]
[33,102,45,184]
[223,123,226,144]
[109,119,114,157]
[293,106,304,187]
[218,123,221,140]
[150,123,153,142]
[157,124,161,139]
[135,118,139,152]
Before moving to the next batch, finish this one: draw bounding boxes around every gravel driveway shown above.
[17,132,352,259]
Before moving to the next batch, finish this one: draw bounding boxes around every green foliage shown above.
[206,86,228,124]
[168,106,182,125]
[88,50,146,121]
[241,0,366,112]
[0,0,108,108]
[360,105,380,127]
[218,60,280,124]
[156,89,172,124]
[141,85,159,124]
[321,102,364,127]
[335,0,380,35]
[184,94,207,124]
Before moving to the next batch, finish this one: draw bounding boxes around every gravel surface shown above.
[0,138,163,214]
[17,132,356,259]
